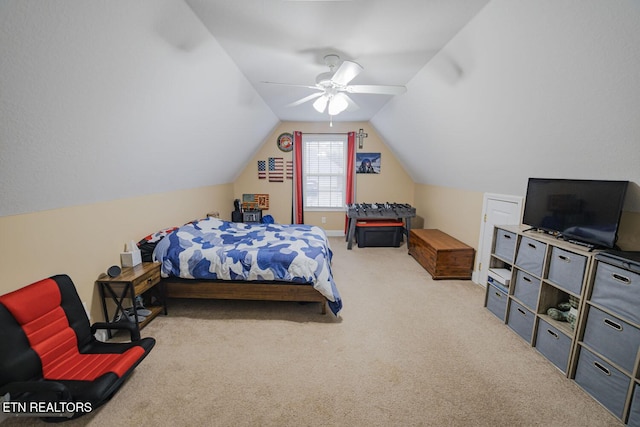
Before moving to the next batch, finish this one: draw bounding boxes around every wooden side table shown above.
[96,262,166,338]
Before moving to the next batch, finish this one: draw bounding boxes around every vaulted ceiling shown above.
[185,0,490,122]
[2,1,639,217]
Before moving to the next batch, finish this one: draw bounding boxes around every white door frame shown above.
[473,193,523,285]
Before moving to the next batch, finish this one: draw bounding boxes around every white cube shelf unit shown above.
[485,225,640,424]
[484,225,596,376]
[575,253,640,424]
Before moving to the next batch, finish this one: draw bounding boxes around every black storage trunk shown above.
[356,220,403,248]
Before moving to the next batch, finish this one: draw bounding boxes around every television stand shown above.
[523,227,561,239]
[566,239,597,252]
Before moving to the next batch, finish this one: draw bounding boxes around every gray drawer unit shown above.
[547,246,587,295]
[512,269,540,310]
[590,261,640,325]
[486,284,508,321]
[494,228,517,262]
[582,306,640,374]
[535,318,572,373]
[574,347,630,420]
[515,236,546,277]
[628,384,640,427]
[507,300,535,343]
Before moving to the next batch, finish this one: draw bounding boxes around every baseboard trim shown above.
[325,230,345,237]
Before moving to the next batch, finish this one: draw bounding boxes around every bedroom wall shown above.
[0,0,278,217]
[412,184,640,253]
[0,184,233,321]
[232,122,415,233]
[371,0,640,255]
[372,0,640,196]
[413,185,484,249]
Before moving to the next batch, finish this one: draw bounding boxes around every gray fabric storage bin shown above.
[574,346,630,420]
[486,284,508,321]
[494,228,517,262]
[515,236,546,277]
[591,261,640,325]
[535,318,571,373]
[547,246,586,295]
[582,305,640,374]
[507,300,535,343]
[512,269,540,311]
[627,384,640,427]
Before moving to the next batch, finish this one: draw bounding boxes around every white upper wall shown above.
[0,0,278,217]
[3,1,640,217]
[372,0,640,211]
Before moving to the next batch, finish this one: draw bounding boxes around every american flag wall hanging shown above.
[286,160,293,179]
[257,160,266,179]
[268,157,284,182]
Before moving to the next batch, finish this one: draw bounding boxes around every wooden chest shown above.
[409,229,475,280]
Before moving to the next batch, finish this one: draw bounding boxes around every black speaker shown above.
[231,211,243,222]
[107,265,121,278]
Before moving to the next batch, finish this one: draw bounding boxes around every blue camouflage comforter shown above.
[153,218,342,315]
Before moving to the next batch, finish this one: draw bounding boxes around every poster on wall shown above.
[356,152,381,174]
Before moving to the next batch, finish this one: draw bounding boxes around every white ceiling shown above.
[186,0,490,122]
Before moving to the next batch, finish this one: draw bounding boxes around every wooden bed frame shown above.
[162,278,327,314]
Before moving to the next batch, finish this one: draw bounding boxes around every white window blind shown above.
[302,133,347,209]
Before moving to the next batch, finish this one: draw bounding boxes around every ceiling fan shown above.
[263,54,407,116]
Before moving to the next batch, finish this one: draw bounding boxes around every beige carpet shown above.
[4,237,623,426]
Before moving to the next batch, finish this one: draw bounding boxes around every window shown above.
[302,133,347,210]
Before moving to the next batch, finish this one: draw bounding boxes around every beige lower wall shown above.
[0,184,234,321]
[233,121,415,232]
[4,172,636,325]
[413,184,485,251]
[618,211,640,251]
[412,184,640,255]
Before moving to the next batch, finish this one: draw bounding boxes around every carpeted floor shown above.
[3,237,623,426]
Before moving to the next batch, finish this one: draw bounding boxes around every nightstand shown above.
[96,262,166,338]
[231,209,263,223]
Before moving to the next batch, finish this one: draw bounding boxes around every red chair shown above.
[0,274,155,421]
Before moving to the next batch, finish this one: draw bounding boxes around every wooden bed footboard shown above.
[162,278,327,314]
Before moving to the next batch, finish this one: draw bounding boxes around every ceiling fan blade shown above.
[285,92,323,107]
[331,60,363,86]
[345,84,407,95]
[261,81,319,90]
[342,93,359,112]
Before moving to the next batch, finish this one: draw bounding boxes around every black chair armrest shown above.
[91,322,141,341]
[0,380,71,401]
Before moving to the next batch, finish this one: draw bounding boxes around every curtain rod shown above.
[297,132,349,134]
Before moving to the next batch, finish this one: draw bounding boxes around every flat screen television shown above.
[522,178,629,249]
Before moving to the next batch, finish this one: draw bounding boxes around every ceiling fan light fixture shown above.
[328,93,349,115]
[313,95,328,113]
[264,53,405,119]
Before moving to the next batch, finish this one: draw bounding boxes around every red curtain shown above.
[293,131,304,224]
[345,131,356,233]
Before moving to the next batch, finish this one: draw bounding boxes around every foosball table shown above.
[345,203,417,250]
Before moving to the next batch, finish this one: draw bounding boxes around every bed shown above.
[147,218,342,315]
